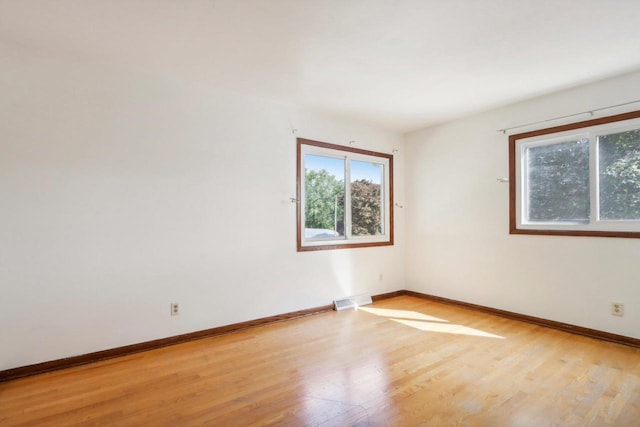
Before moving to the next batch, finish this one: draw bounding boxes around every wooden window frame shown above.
[509,110,640,238]
[297,138,394,251]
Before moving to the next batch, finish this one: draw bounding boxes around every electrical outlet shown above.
[170,303,180,316]
[611,302,624,317]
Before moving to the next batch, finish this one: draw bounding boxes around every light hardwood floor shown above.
[1,296,639,426]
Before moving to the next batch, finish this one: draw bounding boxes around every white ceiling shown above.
[2,0,640,133]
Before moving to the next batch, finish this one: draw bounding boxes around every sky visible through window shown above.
[305,154,382,183]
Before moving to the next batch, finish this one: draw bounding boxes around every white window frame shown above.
[516,131,590,230]
[297,138,393,251]
[510,111,640,237]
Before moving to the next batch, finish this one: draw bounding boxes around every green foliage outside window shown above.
[351,179,382,235]
[305,169,345,234]
[305,170,381,236]
[527,140,590,222]
[599,129,640,220]
[527,131,640,222]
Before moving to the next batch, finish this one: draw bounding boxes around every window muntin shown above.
[297,138,393,251]
[510,111,640,237]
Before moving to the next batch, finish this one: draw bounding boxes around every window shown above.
[509,110,640,237]
[297,138,393,251]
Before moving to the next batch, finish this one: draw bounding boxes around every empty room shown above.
[2,1,640,425]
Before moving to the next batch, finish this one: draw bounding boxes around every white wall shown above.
[405,71,640,339]
[0,42,405,370]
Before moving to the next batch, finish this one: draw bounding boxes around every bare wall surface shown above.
[0,42,405,370]
[405,71,640,339]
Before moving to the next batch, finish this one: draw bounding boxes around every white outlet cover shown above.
[611,302,624,316]
[171,303,180,316]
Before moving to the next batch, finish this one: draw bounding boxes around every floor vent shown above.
[334,293,373,311]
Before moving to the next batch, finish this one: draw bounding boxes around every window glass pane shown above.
[598,129,640,220]
[350,160,384,236]
[304,154,345,239]
[526,139,590,222]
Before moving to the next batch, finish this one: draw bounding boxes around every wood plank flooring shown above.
[1,295,639,426]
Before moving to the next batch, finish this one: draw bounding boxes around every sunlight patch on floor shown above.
[392,318,504,339]
[358,307,447,323]
[359,307,504,339]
